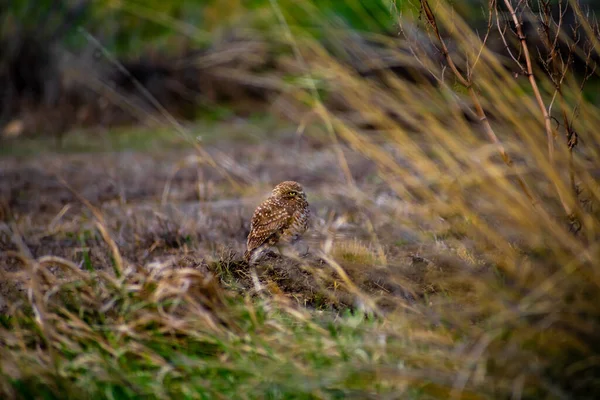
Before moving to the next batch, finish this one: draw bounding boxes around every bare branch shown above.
[420,0,471,88]
[503,0,557,165]
[495,6,526,72]
[416,0,537,203]
[470,0,495,77]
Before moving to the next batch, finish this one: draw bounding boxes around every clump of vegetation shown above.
[332,239,385,265]
[2,0,600,399]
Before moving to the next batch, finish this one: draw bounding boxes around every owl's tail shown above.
[243,249,253,264]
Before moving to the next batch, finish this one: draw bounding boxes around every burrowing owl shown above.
[244,181,310,264]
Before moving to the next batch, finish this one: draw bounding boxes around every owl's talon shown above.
[303,246,310,257]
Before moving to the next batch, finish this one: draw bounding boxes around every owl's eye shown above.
[288,191,296,196]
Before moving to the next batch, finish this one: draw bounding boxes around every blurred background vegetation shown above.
[3,0,598,145]
[0,0,401,140]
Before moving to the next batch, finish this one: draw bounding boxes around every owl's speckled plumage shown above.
[244,181,310,264]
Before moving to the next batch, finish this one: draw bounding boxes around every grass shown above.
[2,0,600,399]
[331,239,385,265]
[1,113,281,157]
[0,262,446,399]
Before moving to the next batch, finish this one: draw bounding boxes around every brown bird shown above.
[244,181,310,264]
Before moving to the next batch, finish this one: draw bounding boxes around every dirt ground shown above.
[0,123,448,313]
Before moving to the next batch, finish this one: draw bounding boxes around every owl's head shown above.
[272,181,306,200]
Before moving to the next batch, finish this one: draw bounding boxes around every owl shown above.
[244,181,310,264]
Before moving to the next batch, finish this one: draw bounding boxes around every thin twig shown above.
[502,0,556,163]
[417,0,537,203]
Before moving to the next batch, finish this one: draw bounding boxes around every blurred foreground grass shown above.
[2,0,600,399]
[0,264,449,399]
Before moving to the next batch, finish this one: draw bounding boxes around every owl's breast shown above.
[282,204,309,242]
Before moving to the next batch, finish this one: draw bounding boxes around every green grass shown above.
[1,126,181,157]
[1,114,282,158]
[0,265,438,400]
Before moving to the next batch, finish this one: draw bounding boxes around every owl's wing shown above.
[246,201,292,252]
